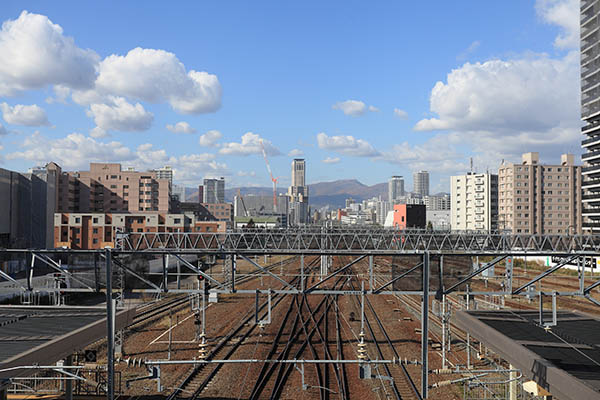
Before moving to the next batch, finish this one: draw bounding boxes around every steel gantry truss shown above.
[118,228,600,254]
[2,229,600,399]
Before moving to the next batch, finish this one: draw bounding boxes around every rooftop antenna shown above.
[470,157,473,173]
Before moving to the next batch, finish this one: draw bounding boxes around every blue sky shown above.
[0,1,581,193]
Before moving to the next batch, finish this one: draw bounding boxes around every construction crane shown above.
[260,140,278,213]
[237,188,249,217]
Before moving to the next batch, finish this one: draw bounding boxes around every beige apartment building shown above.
[451,173,498,231]
[47,162,171,213]
[498,153,582,234]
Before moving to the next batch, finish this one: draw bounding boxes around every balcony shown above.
[582,149,600,161]
[583,178,600,188]
[583,76,600,93]
[582,165,600,173]
[582,133,600,145]
[582,207,600,215]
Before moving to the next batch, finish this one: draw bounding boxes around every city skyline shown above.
[0,1,581,193]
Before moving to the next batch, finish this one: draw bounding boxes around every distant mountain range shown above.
[185,179,447,209]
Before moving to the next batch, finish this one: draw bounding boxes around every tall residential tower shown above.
[581,1,600,232]
[413,171,430,197]
[288,159,309,224]
[388,176,405,205]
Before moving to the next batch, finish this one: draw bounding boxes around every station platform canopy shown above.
[455,310,600,400]
[0,306,135,380]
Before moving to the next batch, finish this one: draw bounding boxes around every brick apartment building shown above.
[54,213,226,249]
[498,152,582,234]
[48,162,171,213]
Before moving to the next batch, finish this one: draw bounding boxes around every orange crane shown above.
[260,140,278,213]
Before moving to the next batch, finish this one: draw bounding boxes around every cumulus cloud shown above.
[322,157,341,164]
[316,132,380,157]
[0,11,99,96]
[174,153,228,182]
[94,47,221,114]
[45,85,71,104]
[7,131,229,182]
[536,0,579,49]
[0,103,50,126]
[414,52,580,157]
[199,129,223,147]
[87,97,153,132]
[393,108,408,119]
[90,126,109,138]
[218,132,281,156]
[0,11,222,135]
[380,134,467,173]
[332,100,378,116]
[7,132,134,169]
[166,121,196,134]
[288,149,304,157]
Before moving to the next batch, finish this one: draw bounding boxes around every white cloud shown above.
[316,132,380,157]
[288,149,304,157]
[380,134,467,173]
[393,108,408,119]
[7,131,229,183]
[7,132,134,169]
[414,52,580,158]
[174,153,228,183]
[45,85,71,104]
[0,11,99,96]
[166,121,197,134]
[322,157,341,164]
[237,170,256,177]
[90,126,109,138]
[332,100,379,116]
[218,132,281,156]
[199,129,223,147]
[95,47,221,114]
[0,103,50,126]
[0,123,7,135]
[88,97,153,132]
[536,0,579,50]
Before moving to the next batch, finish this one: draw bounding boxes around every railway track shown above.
[168,256,322,400]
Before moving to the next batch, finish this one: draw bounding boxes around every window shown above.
[174,218,181,224]
[110,185,117,189]
[92,238,98,244]
[75,228,80,233]
[93,228,98,234]
[93,217,99,223]
[137,228,143,232]
[75,217,81,223]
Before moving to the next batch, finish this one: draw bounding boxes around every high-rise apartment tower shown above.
[581,1,600,232]
[288,159,309,224]
[388,176,405,205]
[413,171,430,196]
